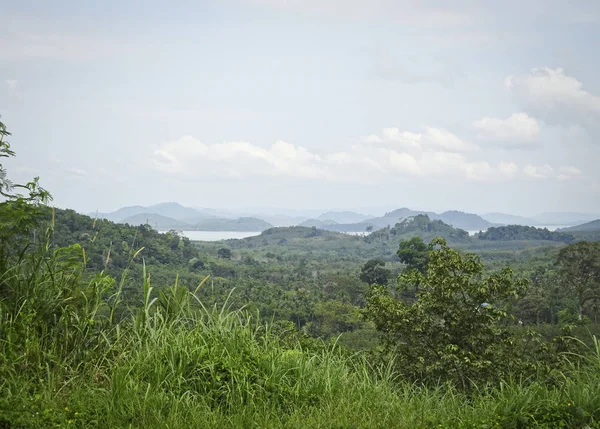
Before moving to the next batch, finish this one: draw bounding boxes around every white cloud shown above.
[473,112,540,146]
[505,68,600,129]
[557,165,582,180]
[498,162,518,178]
[523,164,582,180]
[67,167,87,177]
[152,126,584,185]
[523,164,553,179]
[5,79,18,91]
[153,133,512,184]
[423,127,474,152]
[368,126,474,152]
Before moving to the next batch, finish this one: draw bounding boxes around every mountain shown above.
[146,202,215,223]
[436,211,494,231]
[93,202,215,224]
[121,213,190,229]
[299,219,338,228]
[532,212,600,226]
[558,219,600,232]
[260,215,309,227]
[480,212,537,226]
[302,208,494,233]
[316,211,372,224]
[191,217,273,232]
[366,208,435,229]
[390,214,471,243]
[92,205,147,222]
[362,208,493,231]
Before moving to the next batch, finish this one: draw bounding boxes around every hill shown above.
[436,210,494,230]
[192,217,273,231]
[384,214,471,243]
[478,225,575,243]
[558,219,600,232]
[316,211,372,224]
[122,213,190,229]
[94,202,215,224]
[532,212,600,226]
[92,205,147,222]
[299,218,338,228]
[344,207,493,231]
[481,212,537,226]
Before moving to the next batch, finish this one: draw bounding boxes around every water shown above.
[178,231,262,241]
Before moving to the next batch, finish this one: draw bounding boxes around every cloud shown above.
[523,164,553,179]
[245,0,475,27]
[152,133,515,184]
[369,127,475,152]
[473,113,540,146]
[0,17,136,63]
[5,79,18,91]
[67,167,87,177]
[557,165,582,180]
[523,164,581,180]
[505,68,600,129]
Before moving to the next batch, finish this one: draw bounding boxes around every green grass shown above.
[2,236,600,428]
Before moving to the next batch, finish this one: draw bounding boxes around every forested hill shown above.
[478,225,575,243]
[44,208,200,272]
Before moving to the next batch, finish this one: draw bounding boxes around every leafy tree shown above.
[359,259,391,286]
[366,238,528,387]
[557,241,600,321]
[397,236,430,273]
[217,247,233,259]
[0,118,52,266]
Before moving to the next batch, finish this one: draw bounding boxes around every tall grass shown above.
[1,228,600,428]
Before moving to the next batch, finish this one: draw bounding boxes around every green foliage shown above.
[366,238,531,387]
[557,241,600,320]
[479,225,575,243]
[397,236,430,273]
[359,259,391,285]
[217,247,233,259]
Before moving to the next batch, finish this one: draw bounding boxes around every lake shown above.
[178,231,263,241]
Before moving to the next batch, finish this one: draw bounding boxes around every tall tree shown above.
[397,236,430,273]
[366,238,528,387]
[359,259,391,286]
[557,241,600,321]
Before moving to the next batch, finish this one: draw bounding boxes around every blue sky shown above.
[2,0,600,216]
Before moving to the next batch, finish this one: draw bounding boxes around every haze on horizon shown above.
[2,0,600,217]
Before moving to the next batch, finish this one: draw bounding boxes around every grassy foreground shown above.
[1,243,600,428]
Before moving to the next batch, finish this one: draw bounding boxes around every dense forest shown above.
[2,118,600,427]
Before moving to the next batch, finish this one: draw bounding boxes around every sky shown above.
[1,0,600,217]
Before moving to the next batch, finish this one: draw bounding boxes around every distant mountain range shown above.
[92,202,273,232]
[89,203,600,233]
[305,208,496,232]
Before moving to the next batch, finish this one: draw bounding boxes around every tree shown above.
[365,225,373,233]
[217,247,233,259]
[557,241,600,321]
[365,238,528,387]
[0,118,52,266]
[397,236,430,273]
[359,259,391,286]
